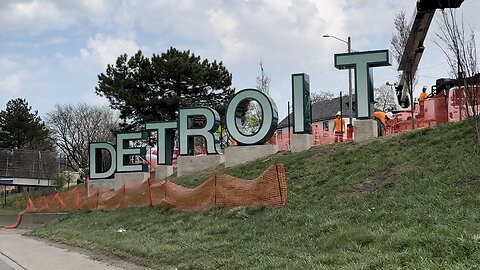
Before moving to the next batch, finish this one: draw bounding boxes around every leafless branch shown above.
[46,104,119,170]
[435,8,480,150]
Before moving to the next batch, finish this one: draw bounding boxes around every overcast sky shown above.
[1,0,479,120]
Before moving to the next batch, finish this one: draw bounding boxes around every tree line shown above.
[0,47,234,172]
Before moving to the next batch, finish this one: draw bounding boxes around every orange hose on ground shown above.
[2,200,32,229]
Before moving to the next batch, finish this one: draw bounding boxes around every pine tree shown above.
[0,98,52,150]
[96,48,234,129]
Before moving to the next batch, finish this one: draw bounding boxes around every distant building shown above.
[277,95,357,136]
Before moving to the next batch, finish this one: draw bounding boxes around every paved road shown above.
[0,256,14,270]
[0,229,143,270]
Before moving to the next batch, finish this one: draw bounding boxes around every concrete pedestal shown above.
[224,144,278,168]
[290,134,313,153]
[155,165,174,179]
[177,155,224,177]
[87,172,149,195]
[353,119,378,142]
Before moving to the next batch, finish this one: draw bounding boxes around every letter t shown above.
[335,50,391,119]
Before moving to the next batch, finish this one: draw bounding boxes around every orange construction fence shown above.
[269,126,352,151]
[386,86,480,135]
[17,164,286,217]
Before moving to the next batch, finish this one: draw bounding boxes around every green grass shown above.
[29,121,480,269]
[1,190,43,210]
[0,207,20,214]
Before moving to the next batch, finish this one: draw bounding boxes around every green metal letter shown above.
[145,121,177,165]
[178,107,221,155]
[292,73,311,134]
[89,142,117,179]
[116,131,148,173]
[335,50,391,119]
[225,89,278,145]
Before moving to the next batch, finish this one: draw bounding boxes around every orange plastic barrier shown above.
[387,86,480,135]
[311,125,352,145]
[20,164,287,215]
[274,132,292,151]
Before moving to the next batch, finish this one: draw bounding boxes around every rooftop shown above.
[278,95,357,129]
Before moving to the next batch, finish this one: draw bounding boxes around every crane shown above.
[395,0,465,110]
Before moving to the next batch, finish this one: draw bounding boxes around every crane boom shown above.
[395,0,465,109]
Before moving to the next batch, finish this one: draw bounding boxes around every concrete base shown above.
[88,172,149,194]
[155,165,174,179]
[354,119,378,142]
[177,155,224,177]
[224,144,278,168]
[0,213,67,229]
[290,134,313,153]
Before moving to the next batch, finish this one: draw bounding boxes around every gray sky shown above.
[0,0,478,119]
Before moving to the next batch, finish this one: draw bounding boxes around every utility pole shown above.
[340,91,343,133]
[323,34,354,139]
[287,102,291,150]
[347,37,353,126]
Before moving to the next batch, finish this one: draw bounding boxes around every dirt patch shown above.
[338,164,415,198]
[457,176,480,188]
[396,139,409,150]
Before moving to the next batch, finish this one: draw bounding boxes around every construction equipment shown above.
[395,0,465,109]
[430,77,458,96]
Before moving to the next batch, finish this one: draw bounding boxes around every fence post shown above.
[164,180,168,203]
[75,188,80,209]
[3,186,6,207]
[55,193,65,209]
[121,183,126,208]
[147,177,153,207]
[275,165,283,205]
[214,172,217,207]
[95,188,100,210]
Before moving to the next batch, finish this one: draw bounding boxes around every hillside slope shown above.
[31,121,480,269]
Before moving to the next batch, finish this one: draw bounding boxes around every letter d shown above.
[89,142,117,179]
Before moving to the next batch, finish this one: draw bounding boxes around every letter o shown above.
[225,89,278,145]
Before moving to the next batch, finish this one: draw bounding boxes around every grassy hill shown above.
[30,121,480,269]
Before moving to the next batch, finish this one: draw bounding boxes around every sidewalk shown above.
[0,229,148,270]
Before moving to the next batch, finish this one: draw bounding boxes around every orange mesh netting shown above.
[22,164,287,215]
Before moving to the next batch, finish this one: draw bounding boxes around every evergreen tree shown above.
[0,98,52,150]
[96,48,234,129]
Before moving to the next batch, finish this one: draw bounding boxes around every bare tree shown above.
[243,61,271,134]
[435,9,480,150]
[375,84,398,112]
[46,104,119,170]
[311,91,335,103]
[391,10,410,66]
[391,10,417,128]
[256,61,271,95]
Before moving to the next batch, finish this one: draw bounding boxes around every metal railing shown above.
[0,148,66,180]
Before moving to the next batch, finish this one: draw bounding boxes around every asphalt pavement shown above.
[0,229,145,270]
[0,256,14,270]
